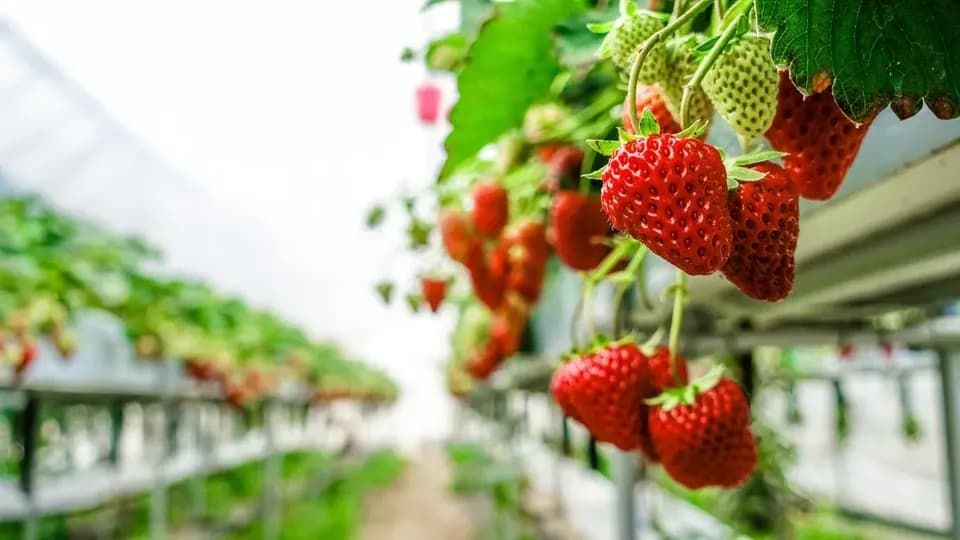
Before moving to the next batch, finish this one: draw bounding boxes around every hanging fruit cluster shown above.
[389,0,958,492]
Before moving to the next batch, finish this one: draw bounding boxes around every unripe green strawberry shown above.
[600,9,666,83]
[702,36,779,140]
[662,42,714,126]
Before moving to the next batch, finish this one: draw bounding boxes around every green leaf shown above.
[694,35,720,53]
[582,165,607,180]
[757,0,960,120]
[675,119,708,139]
[586,21,615,33]
[365,205,386,228]
[638,109,660,136]
[727,166,767,181]
[730,150,787,166]
[616,127,638,143]
[406,293,422,313]
[585,139,620,156]
[376,282,394,304]
[440,0,585,178]
[407,219,433,250]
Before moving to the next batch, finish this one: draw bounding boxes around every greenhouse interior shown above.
[0,1,959,539]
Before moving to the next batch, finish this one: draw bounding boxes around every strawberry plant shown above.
[393,0,959,512]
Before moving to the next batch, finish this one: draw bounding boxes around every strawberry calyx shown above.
[722,150,788,190]
[645,365,725,410]
[405,292,422,312]
[375,281,394,304]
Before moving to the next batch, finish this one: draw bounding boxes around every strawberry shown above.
[623,84,681,135]
[550,359,583,422]
[721,163,799,301]
[16,341,36,374]
[549,191,612,271]
[491,292,529,357]
[536,143,565,164]
[662,43,715,127]
[544,145,584,192]
[502,221,550,302]
[601,134,732,275]
[472,182,509,237]
[648,377,758,489]
[466,341,503,380]
[551,343,657,450]
[648,346,689,390]
[466,243,506,310]
[639,346,689,462]
[600,9,666,82]
[765,72,873,200]
[701,36,779,140]
[439,209,477,263]
[420,277,448,313]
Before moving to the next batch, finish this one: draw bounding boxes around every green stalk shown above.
[668,270,687,384]
[678,13,743,127]
[579,148,596,195]
[612,246,648,337]
[626,0,713,132]
[582,239,635,340]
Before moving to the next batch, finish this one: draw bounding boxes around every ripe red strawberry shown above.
[491,292,528,356]
[721,163,799,301]
[420,277,448,313]
[536,143,564,164]
[648,346,689,390]
[466,341,503,380]
[466,243,506,310]
[648,378,758,489]
[544,145,584,192]
[549,191,612,271]
[502,221,550,302]
[550,360,583,422]
[550,343,657,450]
[601,134,732,275]
[765,72,873,200]
[638,346,689,462]
[439,209,477,263]
[17,341,36,372]
[472,182,509,237]
[623,84,681,135]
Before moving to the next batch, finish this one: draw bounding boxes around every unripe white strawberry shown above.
[702,35,779,140]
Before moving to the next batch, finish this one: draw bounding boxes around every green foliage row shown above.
[0,196,396,399]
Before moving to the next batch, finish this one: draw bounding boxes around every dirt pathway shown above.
[359,444,474,540]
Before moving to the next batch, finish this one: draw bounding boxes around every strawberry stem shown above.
[668,270,687,384]
[671,0,686,21]
[570,285,585,351]
[612,246,649,337]
[583,239,636,340]
[627,0,713,133]
[679,12,744,128]
[579,148,595,196]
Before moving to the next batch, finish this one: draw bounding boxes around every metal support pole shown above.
[189,404,207,522]
[612,450,638,540]
[938,349,960,540]
[262,401,281,540]
[108,402,124,466]
[18,393,39,540]
[150,403,172,540]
